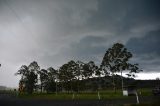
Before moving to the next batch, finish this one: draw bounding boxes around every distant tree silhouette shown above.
[82,61,97,79]
[75,61,85,92]
[101,43,142,93]
[15,43,143,94]
[59,60,76,92]
[38,69,48,93]
[156,77,160,80]
[16,65,28,93]
[16,61,40,94]
[45,67,57,93]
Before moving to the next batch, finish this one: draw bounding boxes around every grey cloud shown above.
[49,36,108,65]
[133,57,160,72]
[126,29,160,72]
[3,0,98,37]
[126,30,160,56]
[87,0,160,35]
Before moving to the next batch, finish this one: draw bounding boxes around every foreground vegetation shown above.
[17,89,159,106]
[18,88,153,100]
[18,92,128,100]
[1,88,159,106]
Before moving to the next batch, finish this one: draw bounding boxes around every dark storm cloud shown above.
[59,36,108,63]
[126,29,160,72]
[86,0,160,36]
[127,30,160,55]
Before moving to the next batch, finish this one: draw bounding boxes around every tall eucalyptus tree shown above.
[101,43,142,93]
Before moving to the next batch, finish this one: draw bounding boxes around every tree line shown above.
[15,43,142,94]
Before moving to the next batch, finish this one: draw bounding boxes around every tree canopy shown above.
[101,43,142,92]
[16,43,142,94]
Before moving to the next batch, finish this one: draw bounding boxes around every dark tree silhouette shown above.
[101,43,142,93]
[16,65,29,93]
[82,61,97,79]
[59,60,76,92]
[75,61,84,92]
[45,67,57,93]
[15,43,142,94]
[38,69,48,93]
[16,61,40,94]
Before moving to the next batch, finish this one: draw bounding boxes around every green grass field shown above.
[2,88,159,106]
[18,88,153,100]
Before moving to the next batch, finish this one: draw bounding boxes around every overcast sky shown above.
[0,0,160,87]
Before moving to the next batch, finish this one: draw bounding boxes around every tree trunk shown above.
[71,81,73,93]
[121,70,124,92]
[77,77,79,93]
[112,74,116,94]
[41,84,42,93]
[97,76,101,100]
[56,81,57,95]
[61,82,64,93]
